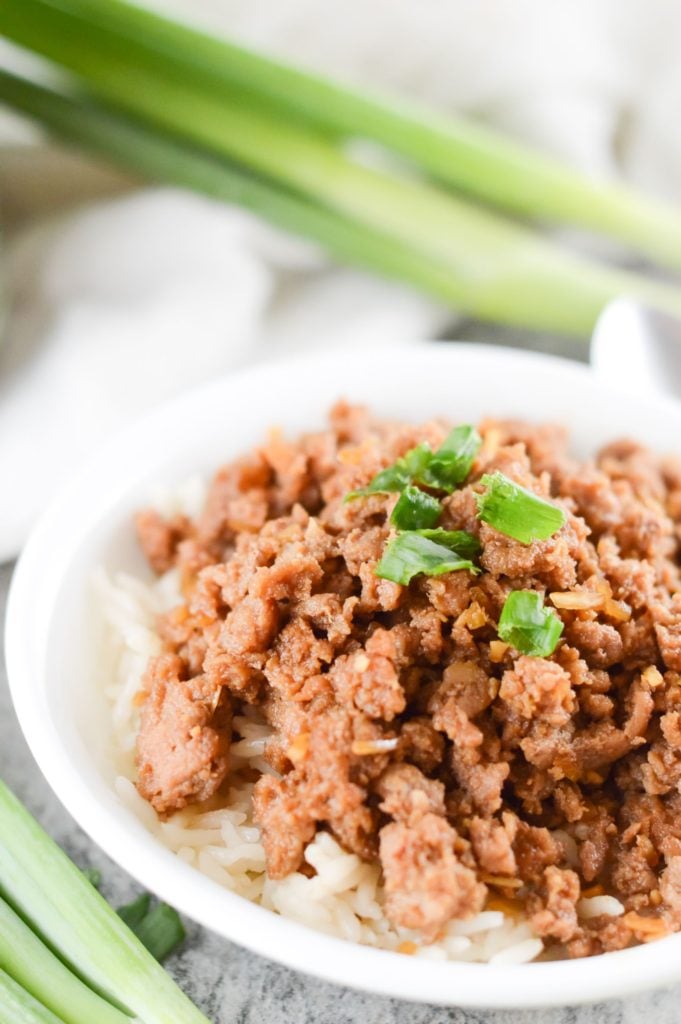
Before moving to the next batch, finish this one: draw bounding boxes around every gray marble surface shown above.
[1,336,680,1022]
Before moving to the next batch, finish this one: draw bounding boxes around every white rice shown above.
[577,895,625,921]
[96,478,550,964]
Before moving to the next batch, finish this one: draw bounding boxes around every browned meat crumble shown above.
[134,403,681,957]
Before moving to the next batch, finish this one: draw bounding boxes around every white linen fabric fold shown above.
[1,0,681,560]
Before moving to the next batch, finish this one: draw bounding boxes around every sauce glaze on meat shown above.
[135,403,681,956]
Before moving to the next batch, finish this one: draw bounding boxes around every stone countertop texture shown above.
[2,336,681,1024]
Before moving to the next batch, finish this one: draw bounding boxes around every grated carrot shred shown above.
[623,912,669,938]
[549,590,603,611]
[479,427,502,459]
[397,941,418,955]
[338,440,377,466]
[486,894,523,917]
[286,732,310,764]
[580,884,605,898]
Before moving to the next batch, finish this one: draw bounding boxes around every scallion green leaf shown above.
[118,895,186,962]
[346,443,432,499]
[133,904,186,964]
[376,532,479,585]
[497,590,564,657]
[475,471,566,544]
[420,425,482,491]
[390,485,442,530]
[116,892,151,931]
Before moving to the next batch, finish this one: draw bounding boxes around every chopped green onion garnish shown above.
[376,532,479,585]
[497,590,564,657]
[0,967,64,1024]
[390,485,442,530]
[414,529,482,560]
[475,471,566,544]
[349,424,480,502]
[421,425,482,492]
[346,443,432,499]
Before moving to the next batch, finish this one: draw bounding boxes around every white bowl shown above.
[7,342,681,1009]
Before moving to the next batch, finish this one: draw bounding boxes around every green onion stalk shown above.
[0,896,131,1024]
[0,781,211,1024]
[0,968,67,1024]
[0,68,546,320]
[1,0,681,334]
[7,0,681,270]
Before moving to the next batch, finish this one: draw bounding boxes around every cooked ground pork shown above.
[134,403,681,956]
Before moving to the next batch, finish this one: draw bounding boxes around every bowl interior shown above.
[8,342,681,1009]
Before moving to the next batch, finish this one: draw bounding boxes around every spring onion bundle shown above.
[0,780,212,1024]
[4,0,681,270]
[1,0,681,334]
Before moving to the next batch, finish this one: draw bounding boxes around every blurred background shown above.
[1,0,681,558]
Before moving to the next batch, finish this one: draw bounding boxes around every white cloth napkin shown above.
[2,0,681,560]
